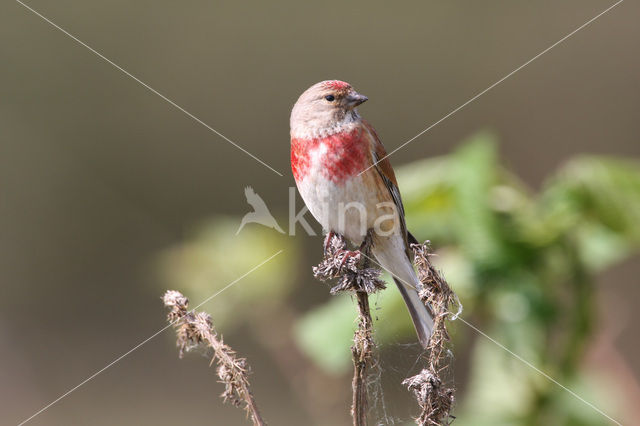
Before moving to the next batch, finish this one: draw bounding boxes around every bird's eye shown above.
[325,95,335,102]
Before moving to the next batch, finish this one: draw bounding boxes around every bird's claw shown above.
[336,249,361,270]
[323,231,336,254]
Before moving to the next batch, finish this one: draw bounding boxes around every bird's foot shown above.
[314,230,385,294]
[323,231,336,253]
[336,249,362,270]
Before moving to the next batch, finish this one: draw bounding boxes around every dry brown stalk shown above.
[162,290,266,426]
[402,242,461,426]
[351,290,373,426]
[313,232,384,426]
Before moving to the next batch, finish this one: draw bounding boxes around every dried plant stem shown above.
[162,290,266,426]
[403,242,461,426]
[313,231,384,426]
[351,290,373,426]
[209,336,265,426]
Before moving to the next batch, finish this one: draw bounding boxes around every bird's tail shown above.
[372,235,434,348]
[394,277,433,348]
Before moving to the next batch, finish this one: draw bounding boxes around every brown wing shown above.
[362,120,398,185]
[361,120,411,255]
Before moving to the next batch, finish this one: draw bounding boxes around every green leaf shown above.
[542,156,640,270]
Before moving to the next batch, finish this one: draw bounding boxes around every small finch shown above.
[290,80,433,347]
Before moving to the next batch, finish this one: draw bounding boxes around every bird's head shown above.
[290,80,368,139]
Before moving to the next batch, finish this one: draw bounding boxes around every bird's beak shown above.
[345,92,368,108]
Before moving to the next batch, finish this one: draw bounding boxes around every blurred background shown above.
[1,0,639,424]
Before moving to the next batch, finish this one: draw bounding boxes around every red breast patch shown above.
[291,128,367,183]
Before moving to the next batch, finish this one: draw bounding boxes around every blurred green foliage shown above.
[156,217,298,330]
[158,132,640,424]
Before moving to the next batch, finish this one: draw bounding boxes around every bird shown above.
[290,80,433,347]
[236,186,285,235]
